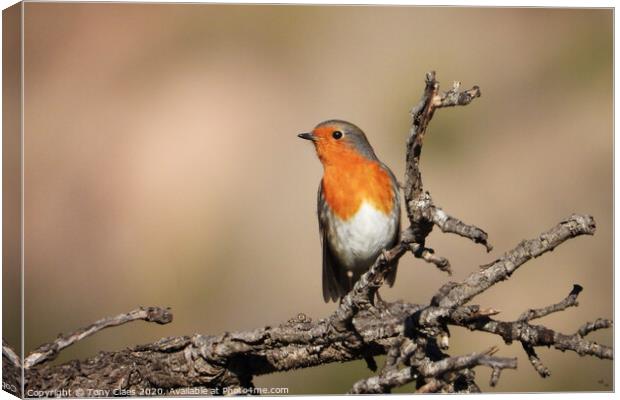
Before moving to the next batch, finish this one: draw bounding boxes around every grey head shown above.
[298,119,378,161]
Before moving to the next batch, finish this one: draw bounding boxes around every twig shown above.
[380,338,405,374]
[403,73,489,268]
[518,284,582,322]
[433,80,481,109]
[432,207,492,252]
[364,356,378,372]
[23,306,172,369]
[489,367,503,387]
[416,378,444,393]
[522,343,551,377]
[416,347,516,379]
[457,316,612,360]
[349,366,415,394]
[450,305,501,323]
[434,214,596,309]
[350,347,516,394]
[578,318,613,337]
[413,244,452,275]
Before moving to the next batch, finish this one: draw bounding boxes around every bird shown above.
[298,120,401,302]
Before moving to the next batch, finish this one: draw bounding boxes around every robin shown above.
[298,120,401,302]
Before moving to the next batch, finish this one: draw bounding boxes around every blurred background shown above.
[15,3,612,393]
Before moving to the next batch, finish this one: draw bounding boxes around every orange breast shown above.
[322,150,394,220]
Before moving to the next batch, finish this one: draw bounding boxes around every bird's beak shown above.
[297,132,315,141]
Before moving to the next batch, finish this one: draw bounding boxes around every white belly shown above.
[330,201,397,271]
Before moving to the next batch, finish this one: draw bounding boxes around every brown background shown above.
[17,4,612,393]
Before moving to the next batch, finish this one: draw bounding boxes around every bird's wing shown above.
[384,239,399,287]
[381,163,401,287]
[317,181,349,302]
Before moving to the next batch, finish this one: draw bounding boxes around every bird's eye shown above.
[332,131,343,140]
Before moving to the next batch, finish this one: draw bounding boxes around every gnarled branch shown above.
[3,72,611,396]
[24,306,173,369]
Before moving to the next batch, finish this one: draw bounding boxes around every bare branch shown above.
[489,367,502,387]
[412,244,452,275]
[450,305,501,322]
[23,306,173,369]
[432,207,492,252]
[351,347,516,394]
[416,347,516,378]
[578,318,613,337]
[456,316,612,360]
[24,302,427,394]
[15,216,609,395]
[518,284,582,322]
[379,338,405,374]
[5,72,610,396]
[364,356,378,372]
[349,366,415,394]
[416,378,444,393]
[434,214,596,309]
[522,343,551,378]
[401,72,489,273]
[433,80,481,109]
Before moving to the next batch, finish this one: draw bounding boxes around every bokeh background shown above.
[15,3,613,393]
